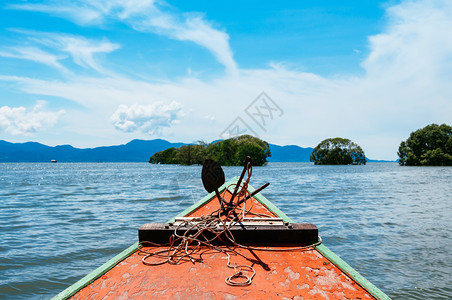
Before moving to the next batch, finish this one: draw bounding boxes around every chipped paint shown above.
[70,192,376,299]
[72,245,373,299]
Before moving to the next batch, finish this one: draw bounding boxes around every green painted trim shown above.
[247,183,390,299]
[315,244,390,300]
[53,175,389,300]
[247,184,292,223]
[53,177,241,300]
[51,242,139,300]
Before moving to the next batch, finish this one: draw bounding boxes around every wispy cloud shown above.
[363,0,452,82]
[7,2,108,25]
[110,102,184,135]
[9,0,237,73]
[8,0,157,24]
[38,34,120,74]
[4,30,120,75]
[0,101,65,136]
[136,13,237,73]
[0,46,68,72]
[1,0,452,159]
[359,0,452,121]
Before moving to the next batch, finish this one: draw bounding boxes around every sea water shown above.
[0,162,451,299]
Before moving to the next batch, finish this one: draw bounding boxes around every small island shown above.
[149,135,271,166]
[310,137,366,165]
[398,123,452,166]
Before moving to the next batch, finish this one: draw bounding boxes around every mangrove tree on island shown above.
[149,135,271,166]
[398,123,452,166]
[310,137,366,165]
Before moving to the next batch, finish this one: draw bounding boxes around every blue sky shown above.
[0,0,451,160]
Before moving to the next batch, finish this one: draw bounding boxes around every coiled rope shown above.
[138,165,321,286]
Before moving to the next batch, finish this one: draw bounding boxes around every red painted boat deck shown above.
[70,191,375,299]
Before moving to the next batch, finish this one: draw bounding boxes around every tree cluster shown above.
[398,123,452,166]
[310,137,366,165]
[149,135,271,166]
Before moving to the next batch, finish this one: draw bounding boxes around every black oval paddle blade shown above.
[201,159,225,193]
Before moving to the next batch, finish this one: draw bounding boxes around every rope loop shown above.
[225,265,256,286]
[137,163,322,287]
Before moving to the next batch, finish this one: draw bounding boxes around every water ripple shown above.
[0,162,451,299]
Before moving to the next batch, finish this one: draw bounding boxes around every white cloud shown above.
[203,114,215,121]
[356,0,452,124]
[0,101,65,136]
[1,0,452,160]
[15,30,120,75]
[0,46,68,72]
[9,0,156,25]
[363,0,452,82]
[7,2,107,25]
[48,35,120,74]
[110,102,184,135]
[0,30,120,76]
[138,13,237,73]
[9,0,237,73]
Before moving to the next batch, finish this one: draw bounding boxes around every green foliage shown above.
[174,145,207,165]
[398,123,452,166]
[207,139,237,166]
[310,137,366,165]
[148,147,178,164]
[149,135,271,166]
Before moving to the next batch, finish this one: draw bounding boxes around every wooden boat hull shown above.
[53,177,390,300]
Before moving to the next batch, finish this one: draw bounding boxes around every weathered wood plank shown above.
[138,222,318,244]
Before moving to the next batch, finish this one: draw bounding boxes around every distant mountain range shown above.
[0,139,315,163]
[0,139,182,162]
[0,139,390,163]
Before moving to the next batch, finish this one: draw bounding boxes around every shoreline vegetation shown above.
[3,123,450,165]
[149,123,452,166]
[149,135,271,166]
[310,137,367,165]
[0,139,315,163]
[398,123,452,166]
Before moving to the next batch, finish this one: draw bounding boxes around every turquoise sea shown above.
[1,162,451,299]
